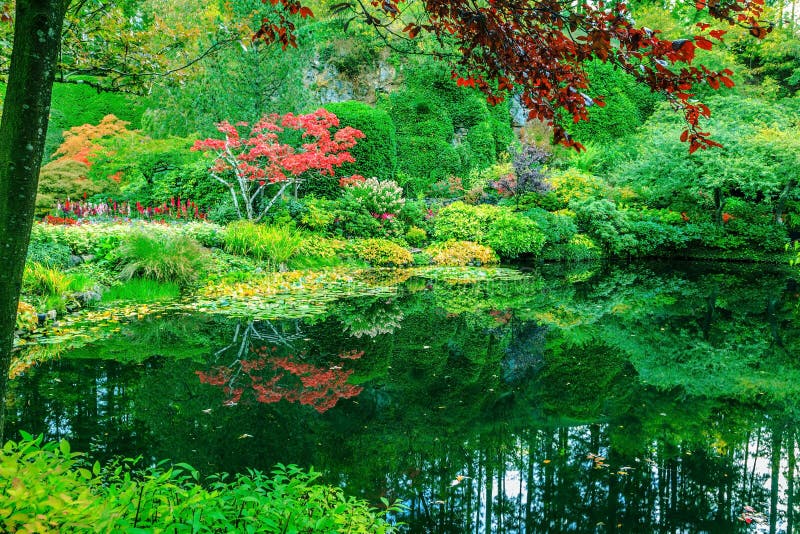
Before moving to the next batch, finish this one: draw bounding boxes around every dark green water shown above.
[7,262,800,533]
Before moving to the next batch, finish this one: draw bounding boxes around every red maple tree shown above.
[257,0,770,152]
[192,109,365,220]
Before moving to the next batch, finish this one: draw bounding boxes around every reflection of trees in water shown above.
[196,319,363,412]
[501,322,547,384]
[391,418,799,533]
[338,297,404,338]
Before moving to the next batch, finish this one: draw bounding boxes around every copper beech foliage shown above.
[258,0,770,152]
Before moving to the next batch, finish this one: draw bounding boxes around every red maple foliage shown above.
[258,0,770,152]
[192,109,364,220]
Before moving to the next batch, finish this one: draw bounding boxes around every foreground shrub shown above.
[542,234,602,262]
[117,231,209,287]
[349,239,412,267]
[0,434,401,533]
[224,221,305,267]
[426,241,499,266]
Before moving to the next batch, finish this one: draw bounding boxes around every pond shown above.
[6,261,800,533]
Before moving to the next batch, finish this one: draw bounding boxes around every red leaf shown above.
[709,29,726,40]
[299,6,313,17]
[680,129,689,142]
[694,36,713,50]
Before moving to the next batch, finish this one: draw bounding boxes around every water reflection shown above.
[5,262,800,533]
[197,319,364,412]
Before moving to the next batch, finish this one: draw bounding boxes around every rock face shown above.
[303,54,401,105]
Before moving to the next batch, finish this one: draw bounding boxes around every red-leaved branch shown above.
[259,0,770,152]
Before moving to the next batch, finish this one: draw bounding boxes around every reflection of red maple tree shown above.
[196,349,364,413]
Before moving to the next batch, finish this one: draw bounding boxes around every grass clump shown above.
[0,434,402,533]
[224,221,305,268]
[116,231,209,288]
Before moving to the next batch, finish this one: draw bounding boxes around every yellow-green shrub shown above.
[349,239,412,267]
[426,241,499,266]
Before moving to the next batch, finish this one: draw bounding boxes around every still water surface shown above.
[7,262,800,533]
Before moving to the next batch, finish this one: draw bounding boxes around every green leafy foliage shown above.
[0,435,401,533]
[433,202,545,259]
[26,241,73,269]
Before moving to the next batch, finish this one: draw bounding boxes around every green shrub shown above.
[483,211,546,259]
[433,202,490,242]
[178,221,225,248]
[26,241,73,269]
[525,208,578,245]
[425,241,499,266]
[336,179,407,238]
[542,233,603,262]
[547,170,610,208]
[405,226,428,247]
[299,197,337,233]
[324,101,398,181]
[396,137,463,195]
[0,434,401,533]
[30,222,129,256]
[349,239,412,267]
[117,231,209,287]
[224,221,305,267]
[572,199,635,256]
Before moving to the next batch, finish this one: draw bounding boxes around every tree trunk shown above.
[0,0,69,443]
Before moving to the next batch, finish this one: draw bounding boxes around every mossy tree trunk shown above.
[0,0,69,443]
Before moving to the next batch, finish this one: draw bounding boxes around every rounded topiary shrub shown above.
[323,101,398,183]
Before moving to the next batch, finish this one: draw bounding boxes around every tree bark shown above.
[0,0,69,443]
